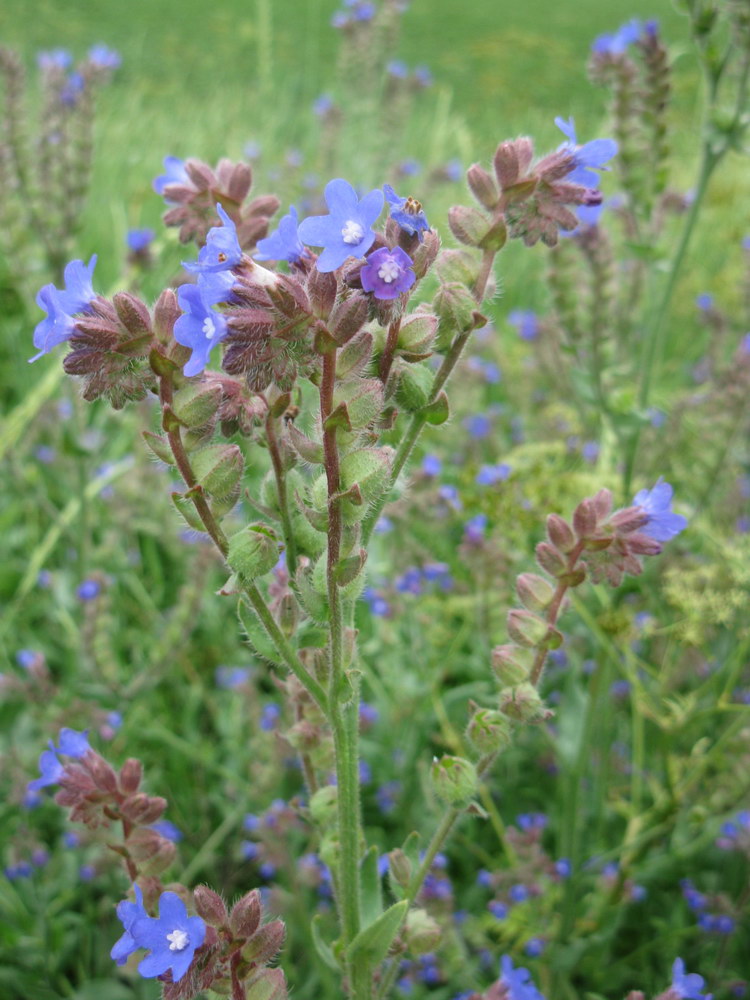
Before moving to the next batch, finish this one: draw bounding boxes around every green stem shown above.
[265,410,298,576]
[242,582,328,711]
[321,348,364,994]
[361,247,497,547]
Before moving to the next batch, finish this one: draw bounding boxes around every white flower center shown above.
[202,316,216,340]
[167,928,189,951]
[341,220,364,244]
[377,258,401,283]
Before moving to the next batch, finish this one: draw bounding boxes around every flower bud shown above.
[434,282,479,349]
[535,541,567,577]
[338,332,374,378]
[230,888,262,939]
[500,683,545,722]
[430,755,478,805]
[310,785,338,826]
[334,378,384,431]
[244,968,288,1000]
[191,443,244,498]
[307,267,338,319]
[478,217,507,252]
[491,644,530,685]
[172,380,222,429]
[339,448,392,517]
[86,752,118,793]
[241,920,286,965]
[592,488,613,520]
[329,294,369,345]
[516,573,555,613]
[467,164,500,209]
[609,505,649,534]
[493,138,532,189]
[227,524,280,580]
[546,514,576,553]
[405,909,442,954]
[113,292,153,338]
[193,885,228,927]
[395,362,433,412]
[153,288,181,345]
[433,249,479,286]
[397,313,437,360]
[448,205,491,248]
[142,431,175,465]
[411,228,440,280]
[277,593,299,637]
[626,532,662,556]
[507,609,549,648]
[388,848,412,888]
[466,707,513,754]
[119,758,142,794]
[573,498,598,539]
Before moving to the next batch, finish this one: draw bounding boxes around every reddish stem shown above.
[529,539,586,687]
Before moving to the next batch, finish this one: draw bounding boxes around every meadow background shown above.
[2,1,750,999]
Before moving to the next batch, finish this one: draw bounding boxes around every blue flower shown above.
[592,19,642,56]
[153,156,190,196]
[476,463,511,486]
[111,885,148,965]
[360,247,416,300]
[37,49,72,70]
[255,205,305,263]
[52,728,91,757]
[88,44,121,70]
[60,72,85,107]
[30,256,98,361]
[632,479,687,542]
[383,184,430,240]
[27,750,64,791]
[670,958,710,999]
[149,819,183,842]
[422,454,442,477]
[127,228,155,252]
[77,578,101,600]
[555,117,618,189]
[297,178,383,272]
[498,954,546,1000]
[128,891,206,982]
[387,60,409,79]
[174,284,229,377]
[184,204,243,274]
[509,309,539,341]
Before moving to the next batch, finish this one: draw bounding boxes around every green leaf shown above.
[421,391,449,425]
[347,900,408,966]
[311,914,341,971]
[359,846,384,930]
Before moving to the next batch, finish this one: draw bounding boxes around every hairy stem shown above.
[529,539,585,687]
[265,409,298,576]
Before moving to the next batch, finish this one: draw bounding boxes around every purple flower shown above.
[525,938,545,957]
[297,178,383,272]
[27,750,64,791]
[555,118,618,188]
[387,60,409,78]
[464,413,491,438]
[632,479,687,542]
[696,292,714,311]
[128,891,206,982]
[77,578,101,600]
[153,156,190,196]
[670,958,710,999]
[476,463,511,486]
[111,885,148,965]
[184,204,243,274]
[149,819,183,842]
[498,954,546,1000]
[414,65,433,87]
[509,309,539,341]
[16,649,38,669]
[127,228,155,252]
[383,184,430,239]
[37,49,72,70]
[260,703,281,730]
[30,256,98,361]
[88,44,121,70]
[52,728,91,757]
[255,205,305,263]
[360,247,416,300]
[464,513,487,542]
[422,454,442,477]
[488,900,508,919]
[174,284,229,377]
[592,18,642,55]
[60,71,85,106]
[215,665,250,689]
[555,858,571,878]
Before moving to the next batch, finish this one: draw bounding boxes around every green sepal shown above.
[359,846,384,931]
[324,401,353,433]
[346,900,408,966]
[170,492,204,532]
[388,831,420,901]
[142,431,174,465]
[421,392,450,425]
[311,914,341,971]
[237,597,282,663]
